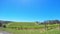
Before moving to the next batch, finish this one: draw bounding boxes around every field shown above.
[1,22,60,34]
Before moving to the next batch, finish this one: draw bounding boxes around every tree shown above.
[0,23,2,27]
[36,21,40,25]
[36,21,39,24]
[3,25,6,28]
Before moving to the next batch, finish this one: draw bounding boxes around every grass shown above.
[1,28,60,34]
[1,28,41,34]
[6,22,45,29]
[42,29,60,34]
[0,22,60,34]
[6,22,59,29]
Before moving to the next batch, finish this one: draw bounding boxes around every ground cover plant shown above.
[1,22,59,34]
[0,20,60,34]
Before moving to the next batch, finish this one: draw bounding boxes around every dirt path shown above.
[0,31,11,34]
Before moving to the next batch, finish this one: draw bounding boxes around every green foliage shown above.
[6,22,42,29]
[42,29,60,34]
[5,22,59,30]
[0,22,60,34]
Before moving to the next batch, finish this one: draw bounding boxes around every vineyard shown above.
[2,22,60,34]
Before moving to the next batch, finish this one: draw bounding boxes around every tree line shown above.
[36,20,60,24]
[0,20,11,28]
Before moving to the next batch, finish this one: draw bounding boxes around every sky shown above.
[0,0,60,22]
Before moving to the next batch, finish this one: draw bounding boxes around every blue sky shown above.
[0,0,60,22]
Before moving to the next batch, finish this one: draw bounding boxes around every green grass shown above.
[6,22,59,29]
[42,29,60,34]
[1,28,60,34]
[1,28,41,34]
[6,22,45,29]
[1,22,60,34]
